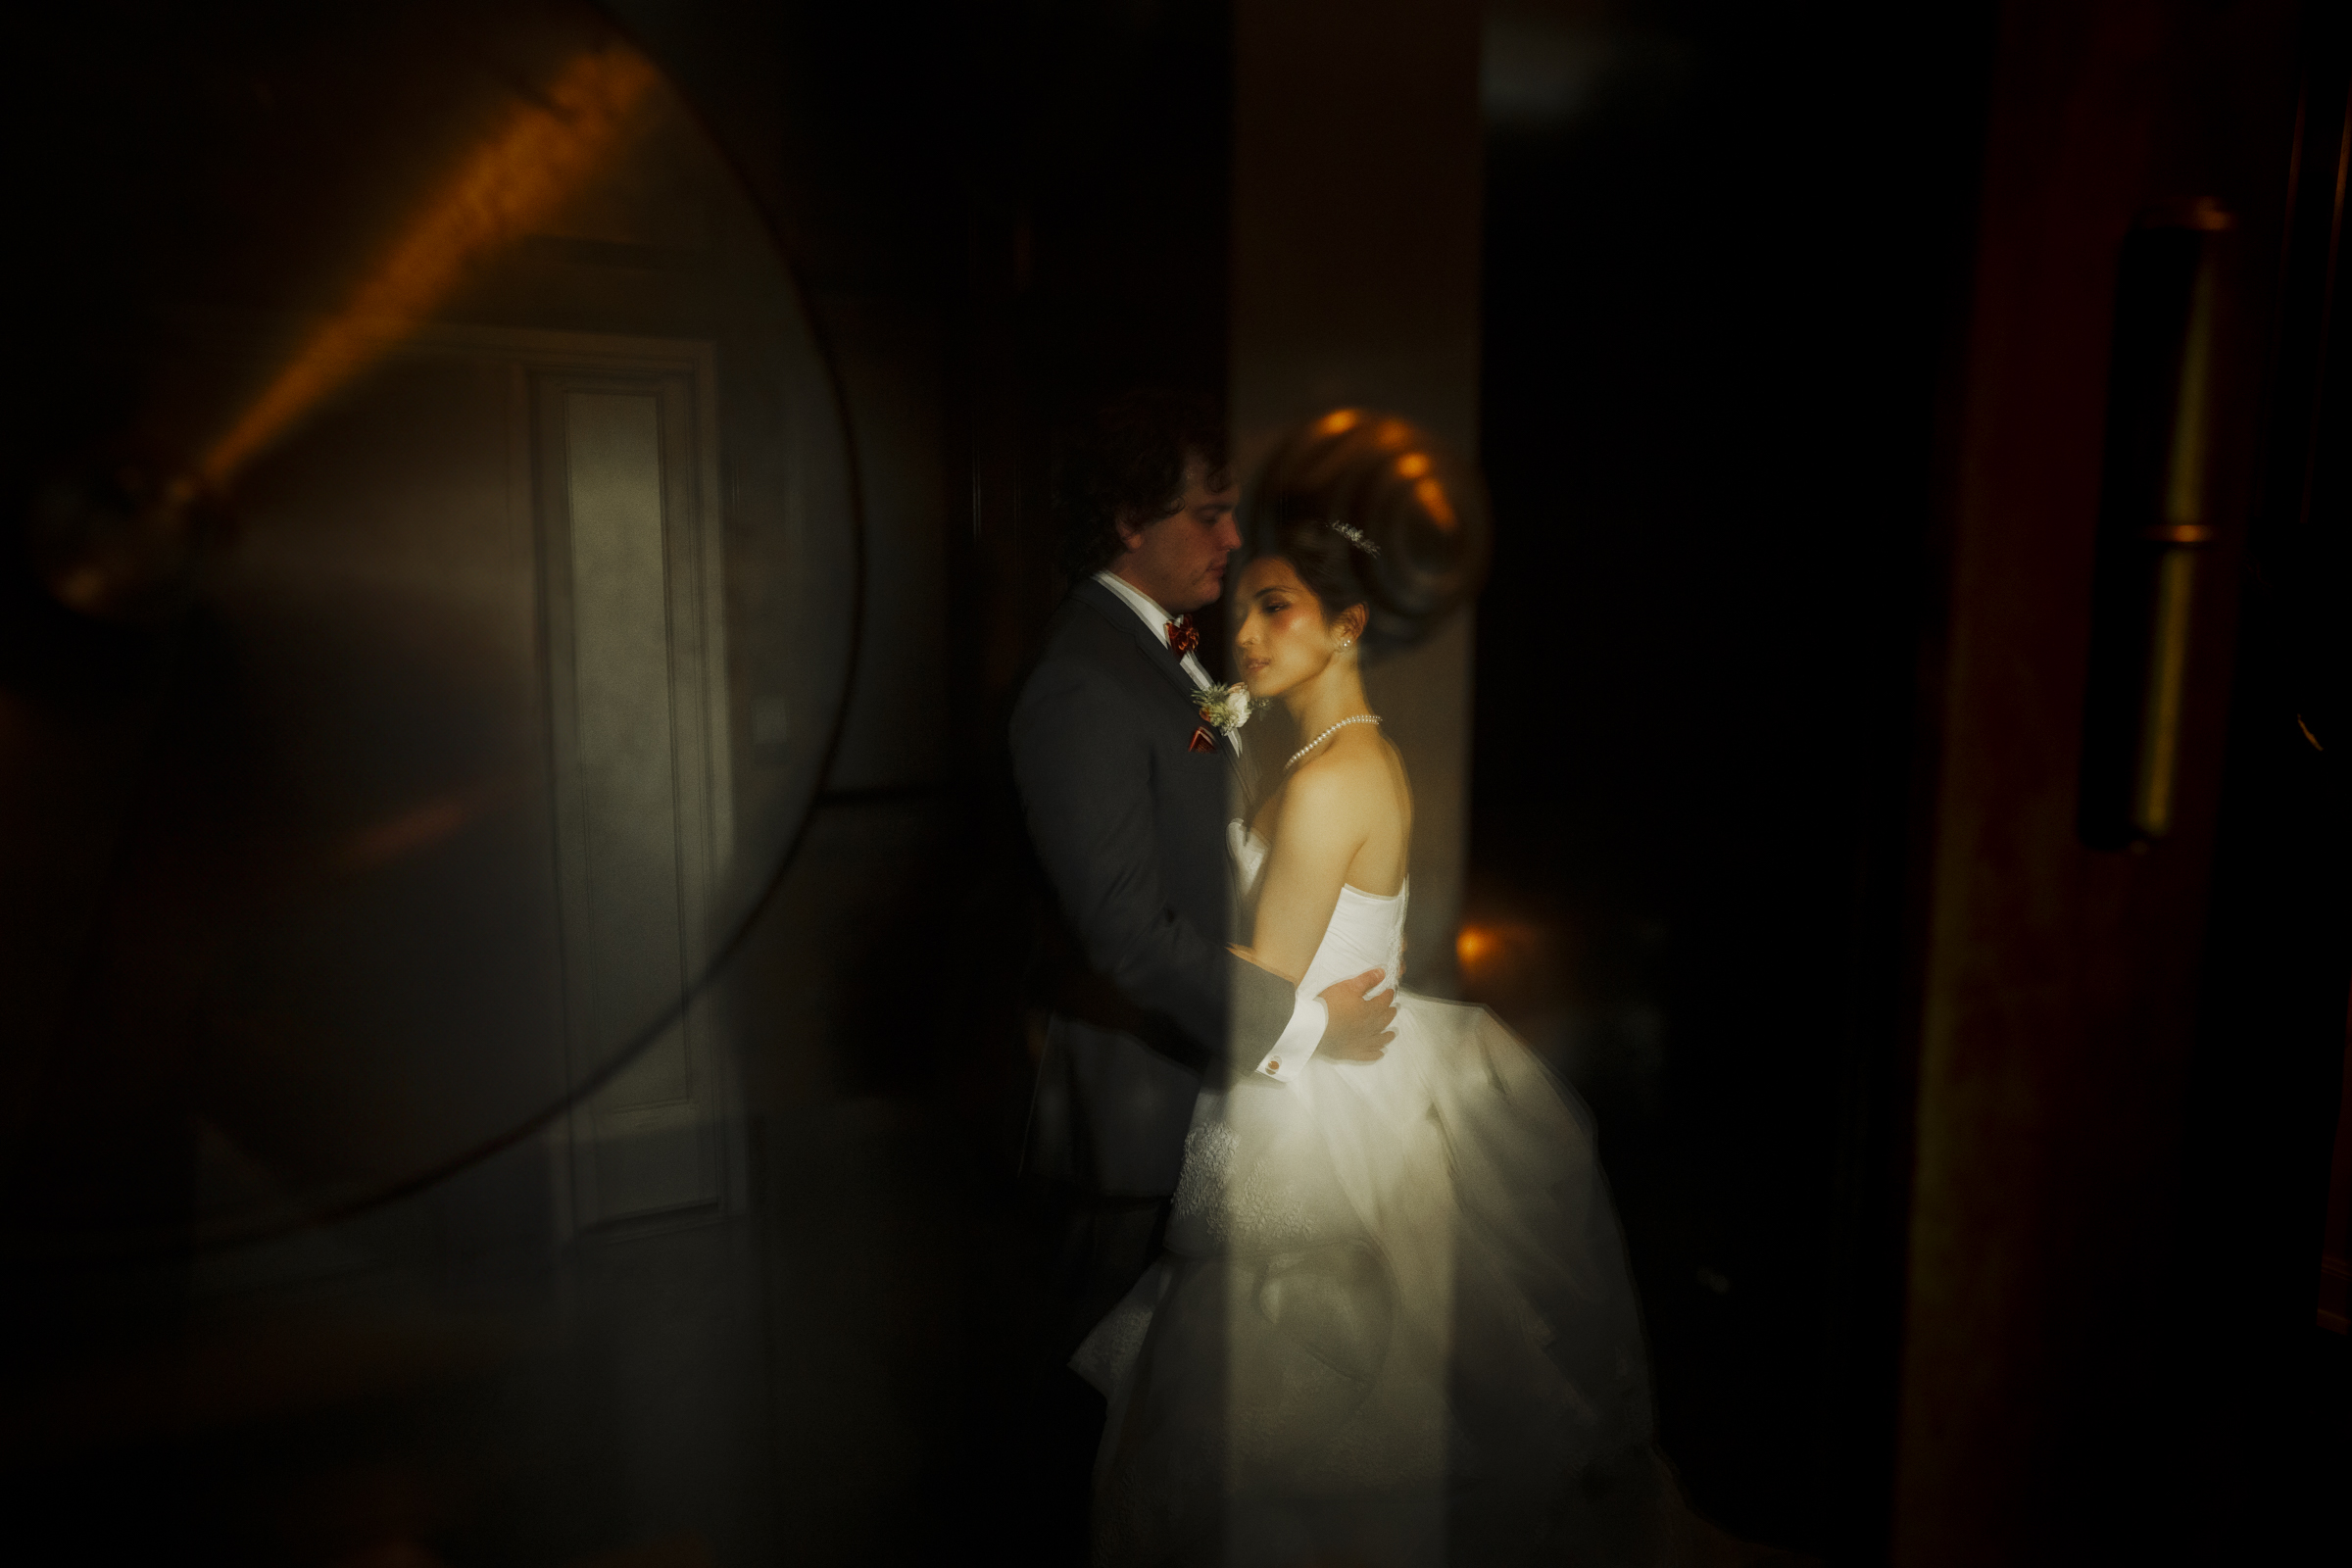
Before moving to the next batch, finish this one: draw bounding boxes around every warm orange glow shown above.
[198,44,659,491]
[1414,476,1457,530]
[1455,924,1497,969]
[1373,420,1410,450]
[1396,452,1431,479]
[1317,409,1362,436]
[339,795,482,872]
[336,776,522,871]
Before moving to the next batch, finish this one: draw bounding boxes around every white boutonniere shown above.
[1191,681,1253,735]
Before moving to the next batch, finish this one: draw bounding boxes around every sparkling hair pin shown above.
[1328,519,1379,556]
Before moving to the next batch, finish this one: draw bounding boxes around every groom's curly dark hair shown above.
[1054,388,1232,582]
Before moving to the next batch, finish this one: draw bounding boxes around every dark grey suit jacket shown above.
[1010,578,1298,1197]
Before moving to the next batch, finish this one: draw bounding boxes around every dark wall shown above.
[2159,3,2352,1557]
[1469,0,1993,1550]
[1870,2,2332,1563]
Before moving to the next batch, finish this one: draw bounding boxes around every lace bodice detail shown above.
[1229,819,1406,1000]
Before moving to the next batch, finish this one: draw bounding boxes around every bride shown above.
[1075,505,1707,1568]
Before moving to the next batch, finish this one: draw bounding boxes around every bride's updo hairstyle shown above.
[1243,410,1491,655]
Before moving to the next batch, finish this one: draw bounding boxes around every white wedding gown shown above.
[1075,826,1689,1568]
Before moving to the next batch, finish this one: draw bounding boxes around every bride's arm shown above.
[1250,764,1368,983]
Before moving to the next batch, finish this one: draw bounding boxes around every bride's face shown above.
[1233,557,1359,700]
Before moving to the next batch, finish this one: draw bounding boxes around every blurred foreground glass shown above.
[2,1,858,1250]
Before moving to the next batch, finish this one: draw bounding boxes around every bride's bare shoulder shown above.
[1280,727,1400,820]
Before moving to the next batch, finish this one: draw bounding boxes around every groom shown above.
[1009,390,1395,1349]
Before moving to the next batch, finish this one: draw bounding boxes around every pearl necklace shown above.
[1287,713,1382,770]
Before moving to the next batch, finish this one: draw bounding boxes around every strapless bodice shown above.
[1087,829,1661,1565]
[1229,819,1406,1000]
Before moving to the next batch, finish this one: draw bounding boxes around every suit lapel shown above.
[1071,580,1249,794]
[1073,579,1197,703]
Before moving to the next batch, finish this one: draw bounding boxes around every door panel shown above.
[531,354,732,1231]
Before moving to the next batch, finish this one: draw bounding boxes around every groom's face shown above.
[1112,456,1241,613]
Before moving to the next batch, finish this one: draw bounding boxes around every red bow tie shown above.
[1165,616,1200,658]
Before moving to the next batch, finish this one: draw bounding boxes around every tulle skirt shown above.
[1078,994,1687,1568]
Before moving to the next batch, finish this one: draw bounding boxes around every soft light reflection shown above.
[1456,921,1499,975]
[197,43,660,492]
[335,777,522,873]
[1415,476,1458,530]
[1316,408,1362,435]
[1396,452,1431,479]
[1455,918,1548,992]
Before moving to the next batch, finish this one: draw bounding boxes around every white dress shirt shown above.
[1092,571,1328,1080]
[1090,569,1236,752]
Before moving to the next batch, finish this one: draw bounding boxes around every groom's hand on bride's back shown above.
[1318,969,1396,1061]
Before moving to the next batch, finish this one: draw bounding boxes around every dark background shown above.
[1469,2,1988,1544]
